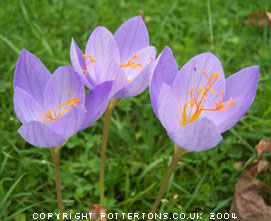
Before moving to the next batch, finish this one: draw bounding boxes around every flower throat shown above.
[41,91,79,122]
[81,53,143,77]
[180,71,235,126]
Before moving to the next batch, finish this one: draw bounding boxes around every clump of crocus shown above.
[13,49,113,220]
[149,46,259,215]
[70,15,156,100]
[70,15,156,205]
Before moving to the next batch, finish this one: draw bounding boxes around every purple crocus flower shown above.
[14,49,113,148]
[150,46,259,152]
[70,15,156,99]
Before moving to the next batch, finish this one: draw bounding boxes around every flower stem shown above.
[99,105,114,205]
[207,0,214,50]
[149,145,187,218]
[50,146,64,221]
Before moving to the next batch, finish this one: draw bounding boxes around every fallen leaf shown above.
[244,10,271,28]
[234,161,244,170]
[256,139,271,156]
[88,204,107,221]
[230,140,271,220]
[145,16,151,23]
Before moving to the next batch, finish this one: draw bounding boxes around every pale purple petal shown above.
[150,46,178,116]
[120,46,156,81]
[85,26,120,62]
[114,60,154,98]
[171,52,226,114]
[81,81,113,130]
[114,15,149,63]
[224,66,259,103]
[18,121,66,148]
[14,49,51,106]
[157,83,180,132]
[13,87,44,124]
[43,66,85,113]
[203,66,259,133]
[203,98,246,133]
[70,38,95,88]
[168,117,222,152]
[49,106,85,138]
[92,60,128,96]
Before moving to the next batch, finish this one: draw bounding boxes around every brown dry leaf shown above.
[145,16,151,23]
[234,161,245,170]
[244,10,271,28]
[256,139,271,156]
[230,141,271,221]
[88,204,107,221]
[257,158,269,173]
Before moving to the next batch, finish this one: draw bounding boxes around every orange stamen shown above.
[120,54,143,71]
[82,54,97,76]
[180,71,235,126]
[41,91,80,122]
[182,102,187,126]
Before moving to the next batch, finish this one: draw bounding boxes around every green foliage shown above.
[0,0,270,220]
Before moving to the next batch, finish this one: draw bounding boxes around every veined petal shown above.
[14,49,51,106]
[171,52,226,111]
[49,106,85,138]
[203,98,247,133]
[81,81,113,130]
[18,121,66,148]
[70,38,95,89]
[85,26,120,62]
[114,60,154,98]
[120,46,156,81]
[150,46,178,116]
[204,66,259,133]
[168,117,222,152]
[13,87,44,124]
[157,83,180,132]
[224,66,259,102]
[114,15,149,63]
[43,66,85,113]
[92,60,128,96]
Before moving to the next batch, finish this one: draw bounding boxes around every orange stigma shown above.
[180,71,235,125]
[120,54,143,71]
[41,91,80,122]
[82,54,97,76]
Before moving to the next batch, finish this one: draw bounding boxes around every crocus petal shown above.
[224,66,259,103]
[157,83,180,132]
[150,46,178,116]
[171,52,226,111]
[204,66,259,133]
[114,60,154,98]
[168,117,222,152]
[13,87,44,124]
[114,15,149,63]
[85,26,120,62]
[43,66,85,112]
[49,106,85,138]
[14,49,51,106]
[203,98,246,133]
[120,46,156,81]
[81,81,114,130]
[18,121,66,148]
[92,60,128,96]
[70,38,95,88]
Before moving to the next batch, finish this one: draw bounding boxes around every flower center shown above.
[180,71,235,126]
[81,54,97,77]
[81,53,143,82]
[119,53,143,71]
[41,91,80,122]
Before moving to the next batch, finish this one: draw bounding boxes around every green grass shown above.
[0,0,271,220]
